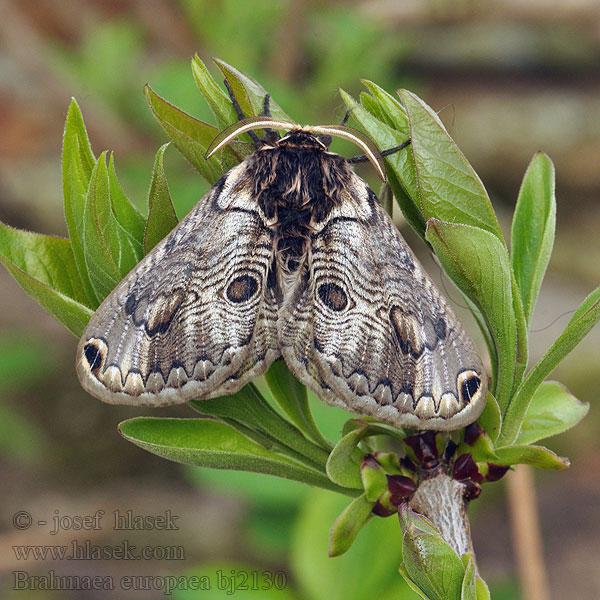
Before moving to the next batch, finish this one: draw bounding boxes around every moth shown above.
[77,113,487,431]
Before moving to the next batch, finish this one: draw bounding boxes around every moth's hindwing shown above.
[76,163,280,406]
[279,172,487,430]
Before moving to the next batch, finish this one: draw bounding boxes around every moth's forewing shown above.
[76,165,279,406]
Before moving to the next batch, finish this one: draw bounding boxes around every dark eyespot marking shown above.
[318,282,348,311]
[84,342,103,371]
[226,275,259,303]
[458,371,482,404]
[124,293,137,315]
[434,317,447,340]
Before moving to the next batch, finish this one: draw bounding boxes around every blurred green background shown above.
[0,1,599,598]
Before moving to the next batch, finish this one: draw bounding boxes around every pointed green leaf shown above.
[0,262,91,337]
[0,223,93,336]
[326,420,405,490]
[190,384,330,471]
[339,89,424,237]
[400,505,465,600]
[511,152,556,326]
[191,55,239,129]
[477,393,502,442]
[61,98,98,304]
[264,359,331,449]
[0,222,90,306]
[327,419,406,490]
[213,57,290,121]
[82,152,143,302]
[493,443,569,469]
[144,84,223,183]
[326,426,367,489]
[499,284,600,445]
[341,417,405,440]
[515,381,589,445]
[359,90,389,124]
[425,220,522,411]
[458,426,498,464]
[328,493,375,557]
[460,553,477,600]
[361,80,409,131]
[475,577,491,600]
[144,143,179,253]
[119,417,347,494]
[361,456,389,502]
[398,89,503,242]
[398,503,440,537]
[82,153,121,301]
[107,154,146,249]
[398,564,432,600]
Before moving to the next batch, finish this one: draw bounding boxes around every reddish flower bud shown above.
[485,463,510,482]
[387,474,417,505]
[452,453,483,482]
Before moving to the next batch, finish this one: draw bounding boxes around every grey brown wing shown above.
[76,163,280,406]
[279,174,486,430]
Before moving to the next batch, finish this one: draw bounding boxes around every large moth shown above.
[77,114,487,431]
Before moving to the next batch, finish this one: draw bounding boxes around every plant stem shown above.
[409,465,475,559]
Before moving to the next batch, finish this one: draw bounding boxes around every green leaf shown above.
[326,422,404,489]
[0,223,93,336]
[477,393,502,443]
[397,503,440,537]
[107,154,146,250]
[328,493,375,557]
[499,284,600,445]
[119,417,347,494]
[361,456,389,502]
[0,222,89,306]
[82,152,143,302]
[458,426,499,464]
[190,384,331,471]
[144,84,223,183]
[61,98,98,304]
[425,220,523,411]
[515,381,589,445]
[339,89,424,237]
[361,80,409,131]
[475,577,491,600]
[398,564,432,600]
[213,57,290,121]
[493,443,569,469]
[399,505,465,600]
[264,360,331,449]
[511,152,556,326]
[398,89,503,242]
[144,143,179,253]
[460,553,477,600]
[191,55,239,130]
[359,90,389,124]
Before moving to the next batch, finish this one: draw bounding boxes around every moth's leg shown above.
[263,93,272,117]
[339,110,351,126]
[261,93,279,143]
[347,139,411,165]
[223,79,261,145]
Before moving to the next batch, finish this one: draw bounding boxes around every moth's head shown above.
[205,116,386,180]
[277,129,331,151]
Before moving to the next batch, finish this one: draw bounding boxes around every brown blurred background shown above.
[0,1,599,598]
